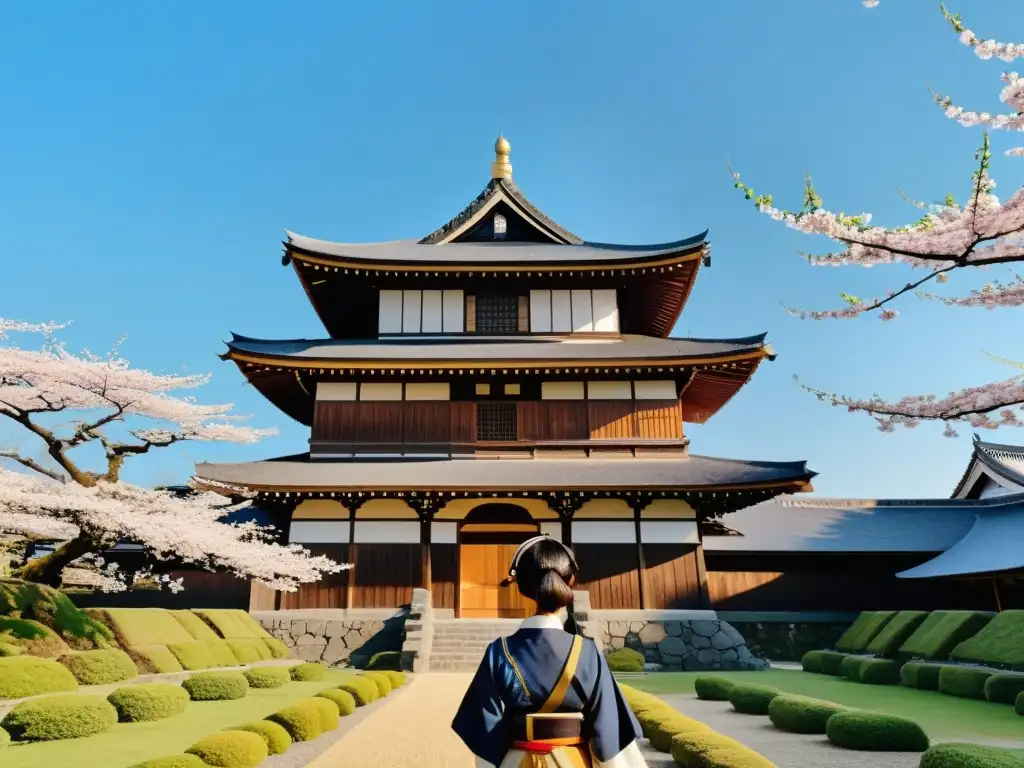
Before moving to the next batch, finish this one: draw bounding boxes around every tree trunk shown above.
[13,534,95,586]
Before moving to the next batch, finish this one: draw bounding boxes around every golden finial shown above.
[491,135,512,180]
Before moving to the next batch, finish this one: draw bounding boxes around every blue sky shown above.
[0,1,1021,498]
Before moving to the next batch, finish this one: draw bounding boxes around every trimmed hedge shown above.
[383,670,407,688]
[195,609,272,640]
[366,650,401,670]
[938,666,994,700]
[952,611,1024,670]
[0,616,69,657]
[132,644,184,674]
[262,637,290,660]
[182,671,249,701]
[105,608,194,646]
[866,611,928,658]
[802,649,847,676]
[186,730,268,768]
[919,743,1024,767]
[0,655,78,699]
[840,655,867,682]
[2,694,118,741]
[901,661,946,690]
[643,708,710,752]
[1016,691,1024,716]
[169,610,222,642]
[108,683,189,722]
[985,672,1024,705]
[694,675,735,701]
[800,650,825,673]
[669,730,775,767]
[290,662,327,682]
[858,658,902,685]
[728,683,780,715]
[900,611,993,661]
[208,640,242,667]
[318,687,357,716]
[768,694,847,734]
[58,648,138,685]
[338,676,379,706]
[605,647,645,672]
[235,720,292,755]
[267,700,325,742]
[360,670,393,697]
[130,756,206,768]
[167,642,219,671]
[825,710,929,752]
[309,696,341,731]
[244,666,291,689]
[226,639,269,664]
[835,611,897,653]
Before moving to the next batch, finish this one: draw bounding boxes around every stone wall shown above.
[256,611,405,668]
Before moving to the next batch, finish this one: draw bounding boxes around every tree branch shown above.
[0,450,66,483]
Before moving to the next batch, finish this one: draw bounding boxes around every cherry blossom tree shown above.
[0,318,347,591]
[729,5,1024,436]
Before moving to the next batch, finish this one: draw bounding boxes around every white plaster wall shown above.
[406,383,450,401]
[539,522,562,541]
[587,381,631,400]
[402,290,422,333]
[571,290,593,332]
[293,500,349,520]
[431,521,458,544]
[421,290,443,333]
[551,290,572,331]
[289,521,350,544]
[640,520,699,544]
[316,382,357,401]
[592,289,619,332]
[359,382,403,401]
[634,380,677,399]
[353,520,421,544]
[530,290,552,332]
[542,381,585,400]
[378,290,403,334]
[442,290,464,332]
[572,520,636,544]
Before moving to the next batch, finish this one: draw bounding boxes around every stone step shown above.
[431,635,510,643]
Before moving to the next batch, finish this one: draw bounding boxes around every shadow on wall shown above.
[347,608,409,669]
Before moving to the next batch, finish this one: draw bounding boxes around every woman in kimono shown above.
[452,535,648,768]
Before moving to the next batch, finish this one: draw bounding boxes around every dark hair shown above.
[515,538,576,614]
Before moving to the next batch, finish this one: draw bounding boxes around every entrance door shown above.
[459,544,537,618]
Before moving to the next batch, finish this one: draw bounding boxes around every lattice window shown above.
[477,402,518,441]
[475,294,520,333]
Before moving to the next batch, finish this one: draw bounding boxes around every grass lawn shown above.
[4,670,362,768]
[619,669,1024,743]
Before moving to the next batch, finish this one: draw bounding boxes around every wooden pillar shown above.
[411,498,438,591]
[694,515,712,610]
[631,498,647,610]
[993,577,1004,612]
[345,499,361,610]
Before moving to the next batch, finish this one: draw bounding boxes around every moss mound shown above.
[919,743,1024,767]
[234,720,292,755]
[290,662,327,682]
[858,658,902,685]
[866,611,929,658]
[840,655,868,682]
[727,683,780,715]
[826,710,929,752]
[694,675,735,701]
[58,648,138,685]
[768,694,847,734]
[952,611,1024,670]
[308,696,341,731]
[938,666,995,700]
[318,687,357,716]
[167,642,219,671]
[900,611,994,661]
[185,730,268,767]
[194,610,272,640]
[984,672,1024,705]
[182,671,248,701]
[383,670,407,688]
[2,694,118,741]
[835,611,897,653]
[131,643,184,674]
[901,661,945,690]
[244,665,291,689]
[360,670,393,697]
[338,675,379,706]
[225,639,269,664]
[129,756,207,768]
[267,700,324,742]
[670,729,775,767]
[0,655,78,699]
[107,683,189,722]
[0,617,70,657]
[0,581,112,649]
[605,647,645,672]
[169,610,221,642]
[803,649,847,676]
[262,637,290,660]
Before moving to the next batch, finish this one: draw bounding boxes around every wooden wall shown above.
[69,570,251,610]
[642,544,702,609]
[574,544,641,609]
[431,544,458,610]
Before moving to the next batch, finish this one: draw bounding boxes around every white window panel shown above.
[592,289,619,332]
[378,290,403,334]
[551,290,572,332]
[406,383,450,400]
[442,290,464,332]
[421,290,443,333]
[587,381,631,400]
[571,520,636,544]
[639,520,699,545]
[634,380,677,400]
[541,381,585,400]
[359,382,403,401]
[538,522,562,542]
[316,382,357,401]
[571,290,593,332]
[530,290,552,332]
[402,290,422,333]
[288,521,350,544]
[431,522,458,544]
[353,520,420,544]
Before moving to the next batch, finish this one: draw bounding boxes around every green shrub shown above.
[366,650,401,670]
[383,670,406,688]
[309,696,341,731]
[338,676,378,705]
[194,610,271,640]
[225,639,266,664]
[840,655,867,682]
[605,647,644,672]
[267,699,324,741]
[694,675,735,701]
[262,637,290,660]
[0,617,69,657]
[2,694,117,741]
[318,687,356,716]
[290,662,327,682]
[901,661,946,690]
[244,666,291,689]
[669,730,775,767]
[641,708,710,752]
[858,658,902,685]
[900,611,993,661]
[727,683,780,715]
[835,611,897,653]
[0,655,78,699]
[768,694,847,734]
[361,670,392,697]
[105,608,195,646]
[185,730,268,767]
[866,611,929,658]
[801,650,825,673]
[826,710,929,752]
[919,743,1024,767]
[129,756,206,768]
[810,650,848,676]
[131,644,184,674]
[952,611,1024,670]
[58,648,138,685]
[182,671,249,701]
[208,640,242,667]
[107,683,189,722]
[938,666,995,700]
[0,581,113,649]
[167,642,218,671]
[234,720,292,755]
[0,632,25,657]
[169,610,221,642]
[1016,690,1024,716]
[984,672,1024,705]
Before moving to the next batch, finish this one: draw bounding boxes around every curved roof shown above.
[951,434,1024,498]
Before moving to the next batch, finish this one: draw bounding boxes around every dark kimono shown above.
[452,614,647,768]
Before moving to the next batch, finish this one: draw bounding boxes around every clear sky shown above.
[0,1,1021,498]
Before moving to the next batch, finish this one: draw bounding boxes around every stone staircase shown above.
[429,619,522,672]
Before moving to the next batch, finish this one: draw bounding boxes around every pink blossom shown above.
[918,276,1024,309]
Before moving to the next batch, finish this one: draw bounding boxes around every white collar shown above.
[520,613,565,630]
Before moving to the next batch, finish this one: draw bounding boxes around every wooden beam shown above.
[632,500,647,610]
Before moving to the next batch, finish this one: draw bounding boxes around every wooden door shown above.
[459,544,536,618]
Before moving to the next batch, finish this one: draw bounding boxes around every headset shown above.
[503,534,579,587]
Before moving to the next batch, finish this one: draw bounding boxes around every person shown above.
[451,535,648,768]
